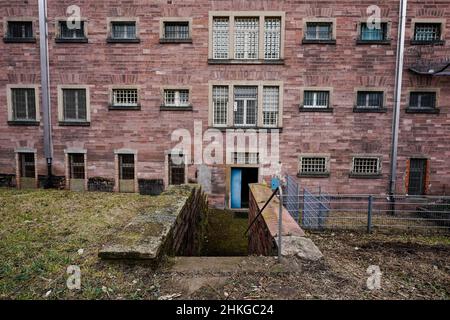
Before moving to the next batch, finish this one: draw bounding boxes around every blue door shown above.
[231,168,242,209]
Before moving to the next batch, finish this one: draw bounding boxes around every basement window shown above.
[298,156,329,177]
[4,21,35,42]
[351,157,381,177]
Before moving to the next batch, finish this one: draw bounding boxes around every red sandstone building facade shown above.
[1,0,449,208]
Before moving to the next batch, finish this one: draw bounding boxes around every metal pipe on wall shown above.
[389,0,408,197]
[38,0,53,187]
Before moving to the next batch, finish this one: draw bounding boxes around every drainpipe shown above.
[38,0,53,188]
[389,0,407,198]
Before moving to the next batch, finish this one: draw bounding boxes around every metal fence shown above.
[282,188,450,232]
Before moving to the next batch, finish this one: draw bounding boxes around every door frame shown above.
[226,164,261,209]
[407,157,428,196]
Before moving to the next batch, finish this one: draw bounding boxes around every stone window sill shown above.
[208,59,285,65]
[356,39,391,45]
[3,37,36,43]
[159,38,192,44]
[302,39,336,45]
[297,173,330,178]
[349,173,382,179]
[108,105,141,111]
[299,106,333,113]
[59,121,91,126]
[410,40,445,46]
[106,38,140,44]
[160,105,193,111]
[55,38,89,43]
[8,120,40,126]
[353,107,388,113]
[209,126,283,132]
[405,107,440,114]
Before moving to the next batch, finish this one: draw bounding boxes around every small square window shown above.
[352,157,380,176]
[409,92,436,109]
[360,22,388,41]
[112,89,138,108]
[299,157,328,175]
[58,21,86,40]
[6,21,33,39]
[305,22,333,40]
[414,23,441,42]
[356,91,384,109]
[303,91,329,108]
[163,21,190,40]
[11,88,36,121]
[163,89,190,107]
[111,22,137,39]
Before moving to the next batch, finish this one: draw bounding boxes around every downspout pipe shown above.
[38,0,53,188]
[389,0,407,198]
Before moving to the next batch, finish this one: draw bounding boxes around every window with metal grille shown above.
[300,157,328,175]
[112,89,138,107]
[169,154,185,185]
[7,21,33,39]
[360,22,388,41]
[11,88,36,121]
[263,86,279,127]
[20,153,35,178]
[305,22,332,40]
[163,21,190,40]
[264,18,281,59]
[70,154,85,179]
[213,86,228,126]
[409,92,436,109]
[62,89,87,121]
[234,18,259,59]
[303,91,329,108]
[232,152,259,165]
[111,22,136,39]
[119,154,135,180]
[213,18,229,59]
[164,89,190,107]
[352,157,380,175]
[234,86,258,126]
[356,91,384,109]
[59,21,85,39]
[414,23,441,42]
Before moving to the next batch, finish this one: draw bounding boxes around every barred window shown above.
[212,18,229,59]
[59,21,85,39]
[360,22,387,41]
[263,86,279,127]
[352,157,380,175]
[305,22,332,40]
[414,23,441,42]
[409,92,436,109]
[233,152,259,165]
[169,153,185,185]
[119,154,135,180]
[11,88,36,121]
[62,89,87,121]
[213,86,228,126]
[164,89,190,107]
[20,153,35,178]
[112,89,138,107]
[300,157,328,175]
[356,91,384,109]
[111,22,136,39]
[234,18,259,59]
[304,91,329,108]
[163,21,190,40]
[69,154,85,179]
[234,86,258,126]
[264,18,281,59]
[7,21,33,39]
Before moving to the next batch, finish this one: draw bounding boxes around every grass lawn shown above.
[0,188,172,299]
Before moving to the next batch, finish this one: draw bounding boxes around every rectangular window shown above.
[409,92,436,109]
[212,18,229,59]
[414,23,441,42]
[234,86,258,126]
[305,22,332,40]
[7,21,33,39]
[163,89,190,107]
[70,154,85,179]
[304,91,329,108]
[213,86,228,126]
[62,89,87,122]
[356,91,384,109]
[163,21,190,40]
[59,21,85,39]
[352,157,380,175]
[169,153,185,185]
[263,86,279,127]
[111,22,136,39]
[264,18,281,59]
[233,152,259,165]
[360,22,388,41]
[119,154,135,180]
[300,157,328,175]
[20,153,35,178]
[112,89,138,107]
[11,88,36,121]
[234,18,259,59]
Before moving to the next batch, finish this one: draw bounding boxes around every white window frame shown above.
[302,90,330,109]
